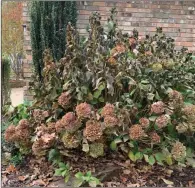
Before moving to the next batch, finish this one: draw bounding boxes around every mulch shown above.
[1,153,195,187]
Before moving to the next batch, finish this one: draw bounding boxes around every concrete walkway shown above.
[10,88,24,107]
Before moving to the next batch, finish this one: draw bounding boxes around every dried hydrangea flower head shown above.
[129,124,145,140]
[61,112,81,132]
[61,132,81,149]
[182,104,195,122]
[32,139,48,157]
[151,101,165,114]
[151,132,161,143]
[155,114,170,129]
[32,133,55,156]
[168,90,184,110]
[4,125,17,142]
[176,122,189,134]
[101,103,115,117]
[139,117,150,128]
[111,44,126,57]
[89,143,104,158]
[33,109,48,122]
[83,120,102,142]
[17,119,29,130]
[171,141,186,161]
[55,120,65,133]
[16,119,30,140]
[108,57,117,65]
[58,92,71,108]
[76,102,91,118]
[104,115,118,128]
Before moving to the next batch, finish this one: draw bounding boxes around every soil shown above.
[1,153,195,187]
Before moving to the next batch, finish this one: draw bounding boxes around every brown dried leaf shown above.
[31,179,47,186]
[18,175,29,181]
[2,175,8,186]
[6,164,17,173]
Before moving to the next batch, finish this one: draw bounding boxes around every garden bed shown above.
[2,154,195,187]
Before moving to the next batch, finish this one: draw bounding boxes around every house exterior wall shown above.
[22,1,195,100]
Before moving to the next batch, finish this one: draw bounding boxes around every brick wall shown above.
[77,1,195,51]
[22,1,195,100]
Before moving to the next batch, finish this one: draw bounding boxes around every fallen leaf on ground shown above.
[123,169,131,175]
[2,175,8,185]
[18,175,29,181]
[31,179,47,186]
[6,164,17,173]
[189,181,194,187]
[162,178,174,185]
[127,183,140,187]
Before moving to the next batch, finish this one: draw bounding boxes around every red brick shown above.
[93,2,106,7]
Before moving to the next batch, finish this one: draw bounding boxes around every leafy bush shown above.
[4,9,195,168]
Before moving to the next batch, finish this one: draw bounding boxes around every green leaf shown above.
[65,174,70,183]
[54,169,63,176]
[165,155,173,166]
[148,155,155,165]
[89,180,98,187]
[155,153,165,165]
[149,116,157,121]
[75,172,84,179]
[73,178,83,187]
[147,93,155,101]
[135,152,143,161]
[93,90,101,99]
[123,135,130,142]
[110,141,117,151]
[86,171,92,177]
[114,137,123,144]
[98,83,105,91]
[128,151,136,162]
[98,97,104,102]
[186,158,195,167]
[61,170,67,177]
[59,162,66,169]
[144,154,149,162]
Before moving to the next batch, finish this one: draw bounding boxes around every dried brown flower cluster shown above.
[32,133,55,156]
[4,125,18,142]
[83,120,102,141]
[151,132,161,143]
[139,117,150,128]
[168,90,183,110]
[151,101,165,114]
[176,122,189,133]
[61,132,81,149]
[58,92,71,108]
[155,114,170,129]
[171,141,186,161]
[76,102,91,118]
[33,109,49,122]
[129,124,145,140]
[182,104,195,122]
[101,103,115,117]
[55,112,80,133]
[104,115,118,127]
[108,57,117,65]
[110,44,126,57]
[4,119,30,143]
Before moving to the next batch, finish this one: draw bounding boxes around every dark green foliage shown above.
[30,1,77,80]
[2,58,11,106]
